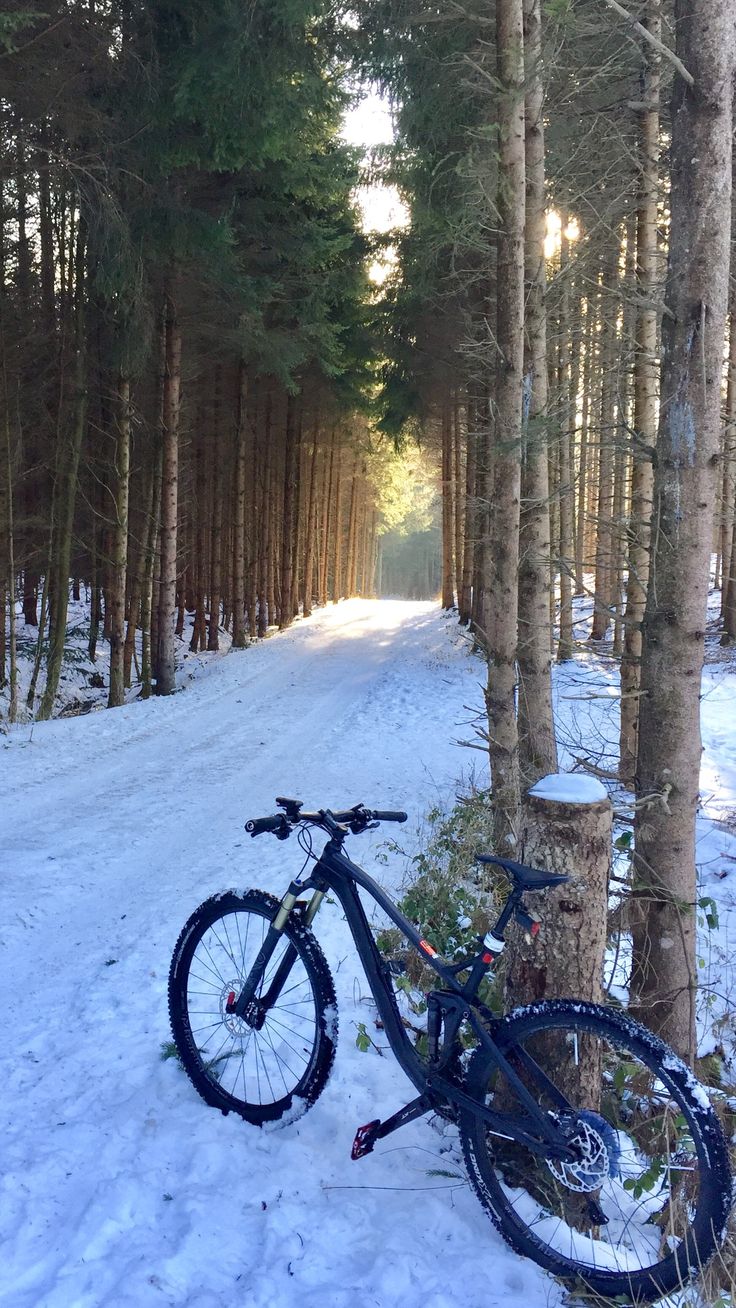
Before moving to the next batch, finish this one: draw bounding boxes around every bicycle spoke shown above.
[467,1009,714,1286]
[173,896,333,1120]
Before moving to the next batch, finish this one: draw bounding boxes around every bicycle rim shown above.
[461,1002,730,1299]
[183,906,319,1110]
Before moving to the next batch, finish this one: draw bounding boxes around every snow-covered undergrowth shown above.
[3,592,238,723]
[1,596,734,1306]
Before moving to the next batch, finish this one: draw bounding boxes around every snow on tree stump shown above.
[505,772,612,1011]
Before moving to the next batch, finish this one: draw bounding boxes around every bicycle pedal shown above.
[351,1119,381,1160]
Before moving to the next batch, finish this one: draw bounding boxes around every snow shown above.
[1,600,552,1308]
[528,772,608,805]
[2,592,735,1307]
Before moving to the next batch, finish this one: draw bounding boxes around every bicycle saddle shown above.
[475,853,569,891]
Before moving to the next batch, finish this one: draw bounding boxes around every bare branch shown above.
[600,0,695,87]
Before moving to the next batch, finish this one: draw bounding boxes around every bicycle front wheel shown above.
[460,1000,731,1303]
[168,890,337,1124]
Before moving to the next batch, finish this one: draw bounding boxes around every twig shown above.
[600,0,695,87]
[571,754,620,781]
[322,1183,464,1193]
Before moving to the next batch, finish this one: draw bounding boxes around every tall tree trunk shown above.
[632,0,735,1063]
[246,383,259,639]
[487,0,525,846]
[279,393,298,629]
[721,267,736,635]
[2,335,17,723]
[575,299,593,593]
[518,0,556,783]
[453,395,464,609]
[302,419,320,617]
[39,220,87,721]
[557,217,575,662]
[459,403,478,625]
[141,441,162,700]
[319,427,336,606]
[124,455,154,689]
[441,391,456,608]
[332,447,344,602]
[108,375,131,707]
[207,371,223,651]
[345,458,360,596]
[620,0,661,782]
[472,389,493,645]
[258,395,272,637]
[589,244,620,641]
[719,306,736,617]
[156,274,181,696]
[232,363,248,649]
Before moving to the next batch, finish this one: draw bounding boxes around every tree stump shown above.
[503,774,613,1118]
[506,773,612,1011]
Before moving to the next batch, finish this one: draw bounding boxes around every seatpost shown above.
[463,885,523,997]
[490,886,523,940]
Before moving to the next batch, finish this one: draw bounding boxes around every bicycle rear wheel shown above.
[460,1000,731,1303]
[169,890,337,1124]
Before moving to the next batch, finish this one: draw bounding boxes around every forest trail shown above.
[1,601,556,1308]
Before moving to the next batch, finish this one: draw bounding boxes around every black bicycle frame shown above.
[236,829,576,1161]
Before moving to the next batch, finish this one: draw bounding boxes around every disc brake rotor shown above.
[546,1113,613,1193]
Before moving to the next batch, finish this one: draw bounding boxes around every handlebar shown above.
[245,802,407,839]
[244,814,291,839]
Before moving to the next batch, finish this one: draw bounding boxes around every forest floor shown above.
[1,597,735,1307]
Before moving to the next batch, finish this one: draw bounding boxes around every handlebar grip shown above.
[245,814,286,837]
[372,810,408,823]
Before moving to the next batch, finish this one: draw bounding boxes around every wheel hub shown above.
[547,1113,611,1193]
[220,983,265,1035]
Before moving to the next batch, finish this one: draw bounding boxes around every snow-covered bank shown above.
[1,600,550,1308]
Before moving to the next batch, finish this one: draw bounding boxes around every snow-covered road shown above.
[1,601,554,1308]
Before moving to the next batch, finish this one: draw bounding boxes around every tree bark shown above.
[557,218,575,663]
[517,0,556,784]
[721,286,736,636]
[156,274,181,696]
[302,417,320,617]
[453,396,464,609]
[459,402,477,625]
[487,0,525,847]
[279,393,298,629]
[620,0,661,781]
[590,244,620,641]
[207,371,223,651]
[441,391,456,609]
[108,375,131,708]
[632,0,735,1064]
[232,363,248,648]
[39,219,87,721]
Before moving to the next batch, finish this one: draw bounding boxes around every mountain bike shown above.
[168,798,733,1304]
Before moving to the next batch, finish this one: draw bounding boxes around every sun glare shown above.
[544,210,580,259]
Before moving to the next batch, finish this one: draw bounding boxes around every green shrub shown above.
[371,786,510,1047]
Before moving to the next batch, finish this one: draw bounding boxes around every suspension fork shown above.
[231,882,325,1018]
